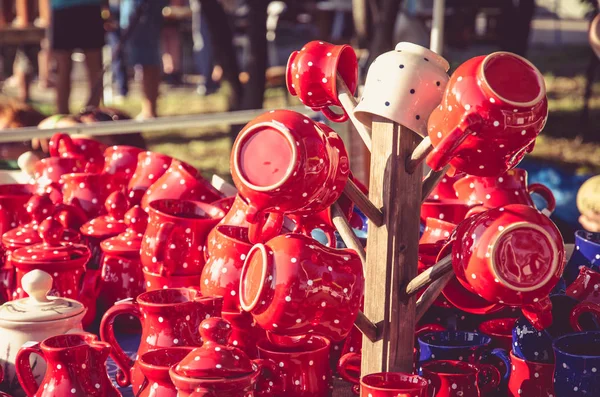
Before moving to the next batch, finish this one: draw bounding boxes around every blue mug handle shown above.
[484,348,511,381]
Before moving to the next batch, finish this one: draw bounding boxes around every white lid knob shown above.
[17,151,41,177]
[21,270,52,303]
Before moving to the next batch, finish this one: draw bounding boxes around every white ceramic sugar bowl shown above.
[0,270,85,397]
[354,42,450,136]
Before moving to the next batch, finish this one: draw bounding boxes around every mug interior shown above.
[576,230,600,246]
[239,244,268,311]
[337,45,358,95]
[138,288,197,305]
[554,332,600,357]
[482,53,544,105]
[141,347,193,368]
[421,360,477,376]
[420,331,490,347]
[479,318,516,338]
[216,225,251,245]
[43,333,93,349]
[236,124,296,190]
[257,335,329,354]
[150,199,221,220]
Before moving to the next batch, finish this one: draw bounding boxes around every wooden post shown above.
[361,117,423,375]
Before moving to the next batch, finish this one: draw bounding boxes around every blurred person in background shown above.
[120,0,168,119]
[105,0,129,103]
[190,0,219,95]
[161,0,183,85]
[49,0,104,113]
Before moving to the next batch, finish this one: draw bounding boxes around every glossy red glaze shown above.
[127,151,173,206]
[33,157,86,190]
[170,317,282,397]
[15,333,120,397]
[141,199,224,277]
[205,195,248,253]
[61,173,121,218]
[360,372,428,397]
[98,206,147,329]
[567,266,600,305]
[448,204,564,329]
[421,360,501,397]
[256,335,331,397]
[427,52,548,177]
[453,169,555,215]
[231,111,350,243]
[420,218,457,245]
[508,351,555,397]
[478,317,516,351]
[569,301,600,332]
[99,288,223,389]
[137,347,193,397]
[49,134,106,173]
[11,218,91,304]
[286,41,358,122]
[80,191,129,271]
[221,310,266,359]
[0,184,34,235]
[420,200,473,225]
[239,233,364,342]
[141,161,222,211]
[200,225,253,312]
[102,145,143,186]
[142,269,200,291]
[427,173,464,201]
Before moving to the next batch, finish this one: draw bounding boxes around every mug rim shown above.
[239,243,268,312]
[575,229,600,248]
[418,331,491,347]
[360,372,428,392]
[553,331,600,359]
[232,121,298,192]
[479,51,546,108]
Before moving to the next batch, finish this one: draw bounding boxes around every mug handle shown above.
[99,298,142,387]
[475,363,502,394]
[248,212,284,244]
[253,358,285,396]
[570,301,600,332]
[522,296,553,330]
[150,221,175,277]
[49,133,77,157]
[426,113,482,171]
[528,183,556,216]
[337,352,361,391]
[15,343,45,397]
[317,106,349,123]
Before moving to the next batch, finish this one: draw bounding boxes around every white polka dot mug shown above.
[426,52,548,177]
[354,42,450,137]
[287,40,358,122]
[420,360,501,397]
[230,110,350,244]
[239,233,364,343]
[446,204,565,330]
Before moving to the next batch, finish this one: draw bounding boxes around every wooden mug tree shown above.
[332,72,455,377]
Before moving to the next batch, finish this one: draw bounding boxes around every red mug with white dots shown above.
[239,233,364,343]
[360,372,429,397]
[427,52,548,177]
[286,40,358,122]
[420,360,501,397]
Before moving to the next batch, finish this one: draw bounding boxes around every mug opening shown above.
[419,331,491,347]
[490,222,559,292]
[141,347,194,368]
[336,45,358,95]
[481,52,545,107]
[150,199,223,220]
[421,361,477,376]
[257,335,330,355]
[361,372,428,391]
[239,244,268,312]
[43,333,94,349]
[553,331,600,358]
[138,288,198,306]
[234,122,297,192]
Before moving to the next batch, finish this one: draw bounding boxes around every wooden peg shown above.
[332,202,367,266]
[406,136,433,174]
[403,254,452,298]
[415,271,454,322]
[343,179,384,227]
[336,72,372,151]
[355,311,380,343]
[421,165,451,202]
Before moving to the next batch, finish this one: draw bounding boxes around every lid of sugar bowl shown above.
[0,269,85,322]
[174,317,255,378]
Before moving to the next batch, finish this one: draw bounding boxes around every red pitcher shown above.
[141,199,224,277]
[127,151,173,206]
[49,133,106,173]
[15,333,120,397]
[61,173,121,219]
[99,288,223,389]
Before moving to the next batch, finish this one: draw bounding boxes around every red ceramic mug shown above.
[453,169,556,216]
[448,204,565,329]
[127,151,173,205]
[102,145,143,186]
[420,218,457,245]
[49,133,106,172]
[427,52,548,177]
[420,199,474,225]
[286,40,358,122]
[477,317,516,352]
[507,351,555,397]
[141,199,224,277]
[137,347,194,397]
[61,173,121,219]
[569,301,600,332]
[239,233,364,343]
[420,360,501,397]
[141,160,223,212]
[360,372,428,397]
[231,110,350,243]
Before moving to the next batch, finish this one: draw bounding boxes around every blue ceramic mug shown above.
[564,230,600,284]
[553,331,600,396]
[417,331,511,381]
